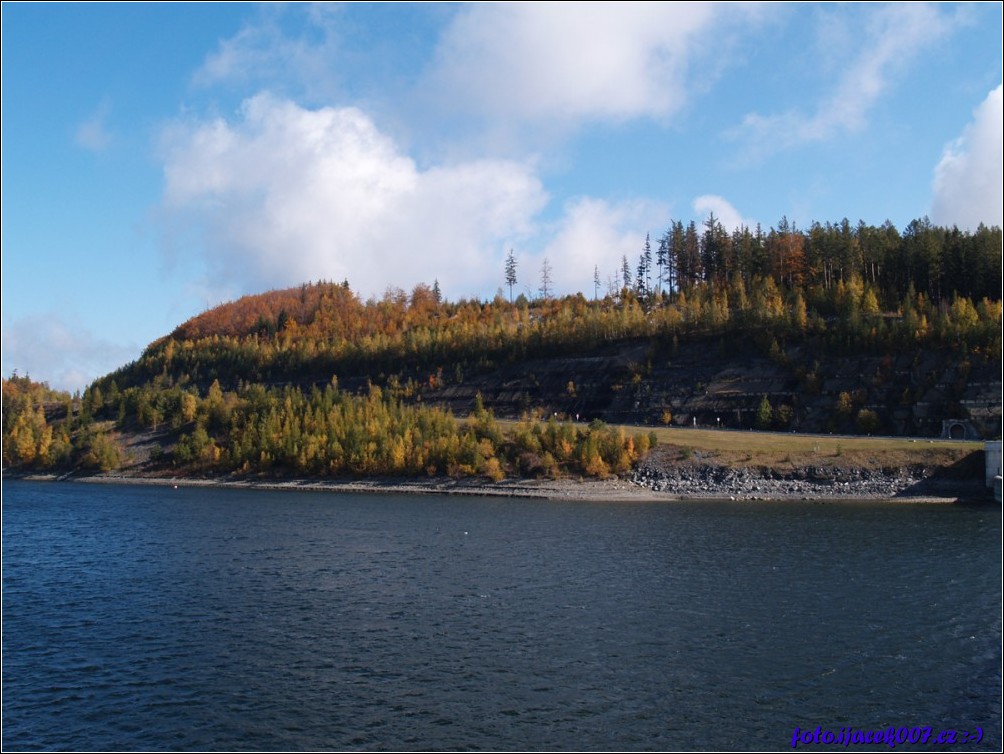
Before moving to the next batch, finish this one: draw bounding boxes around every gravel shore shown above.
[7,467,987,503]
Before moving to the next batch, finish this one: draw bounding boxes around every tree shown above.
[656,231,671,295]
[505,249,518,303]
[791,289,808,331]
[593,265,601,300]
[756,395,773,430]
[643,233,652,293]
[636,253,649,299]
[621,254,632,290]
[678,220,701,287]
[768,215,806,287]
[179,392,198,423]
[836,391,854,417]
[636,233,652,300]
[701,212,721,282]
[861,286,880,316]
[539,257,553,300]
[855,408,880,435]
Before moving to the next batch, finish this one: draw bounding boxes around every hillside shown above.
[95,278,1001,439]
[422,333,1001,438]
[3,217,1001,487]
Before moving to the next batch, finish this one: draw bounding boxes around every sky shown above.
[2,2,1002,393]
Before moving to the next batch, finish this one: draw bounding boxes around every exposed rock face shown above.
[425,335,1001,439]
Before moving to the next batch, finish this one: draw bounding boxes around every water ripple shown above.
[3,482,1000,751]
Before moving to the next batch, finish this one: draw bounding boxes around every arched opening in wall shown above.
[948,422,967,440]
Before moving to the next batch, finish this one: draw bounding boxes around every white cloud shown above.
[1,313,139,393]
[74,100,113,152]
[193,5,343,101]
[159,93,548,299]
[692,195,755,232]
[537,197,667,296]
[930,85,1004,231]
[157,93,672,302]
[424,2,763,126]
[732,3,961,161]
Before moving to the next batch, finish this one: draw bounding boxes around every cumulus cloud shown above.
[74,100,113,152]
[537,197,668,296]
[930,85,1003,231]
[424,2,763,126]
[1,313,139,393]
[731,3,961,161]
[159,93,548,298]
[692,195,755,232]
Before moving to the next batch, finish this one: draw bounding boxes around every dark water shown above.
[2,481,1000,752]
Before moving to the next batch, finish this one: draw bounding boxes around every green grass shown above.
[642,426,978,454]
[496,418,982,471]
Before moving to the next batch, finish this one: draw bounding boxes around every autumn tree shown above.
[756,395,773,430]
[768,216,806,287]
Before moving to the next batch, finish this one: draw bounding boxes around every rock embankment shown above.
[631,456,983,501]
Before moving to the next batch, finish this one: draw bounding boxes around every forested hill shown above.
[3,217,1001,477]
[104,216,1000,414]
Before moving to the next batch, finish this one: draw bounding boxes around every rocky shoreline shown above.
[5,464,989,503]
[631,457,988,501]
[5,470,661,502]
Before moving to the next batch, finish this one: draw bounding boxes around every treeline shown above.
[2,374,122,471]
[96,218,998,401]
[160,216,999,344]
[2,371,654,480]
[101,266,1000,400]
[637,215,999,303]
[168,382,652,479]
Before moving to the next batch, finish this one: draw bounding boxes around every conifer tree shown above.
[505,249,518,303]
[656,231,669,295]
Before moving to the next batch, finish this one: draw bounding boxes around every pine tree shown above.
[643,233,653,293]
[505,249,518,303]
[701,212,721,283]
[656,231,669,295]
[635,253,649,300]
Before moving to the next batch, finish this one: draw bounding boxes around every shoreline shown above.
[4,469,989,504]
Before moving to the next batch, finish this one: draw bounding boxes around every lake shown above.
[2,480,1000,751]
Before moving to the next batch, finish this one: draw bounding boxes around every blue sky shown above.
[2,2,1001,392]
